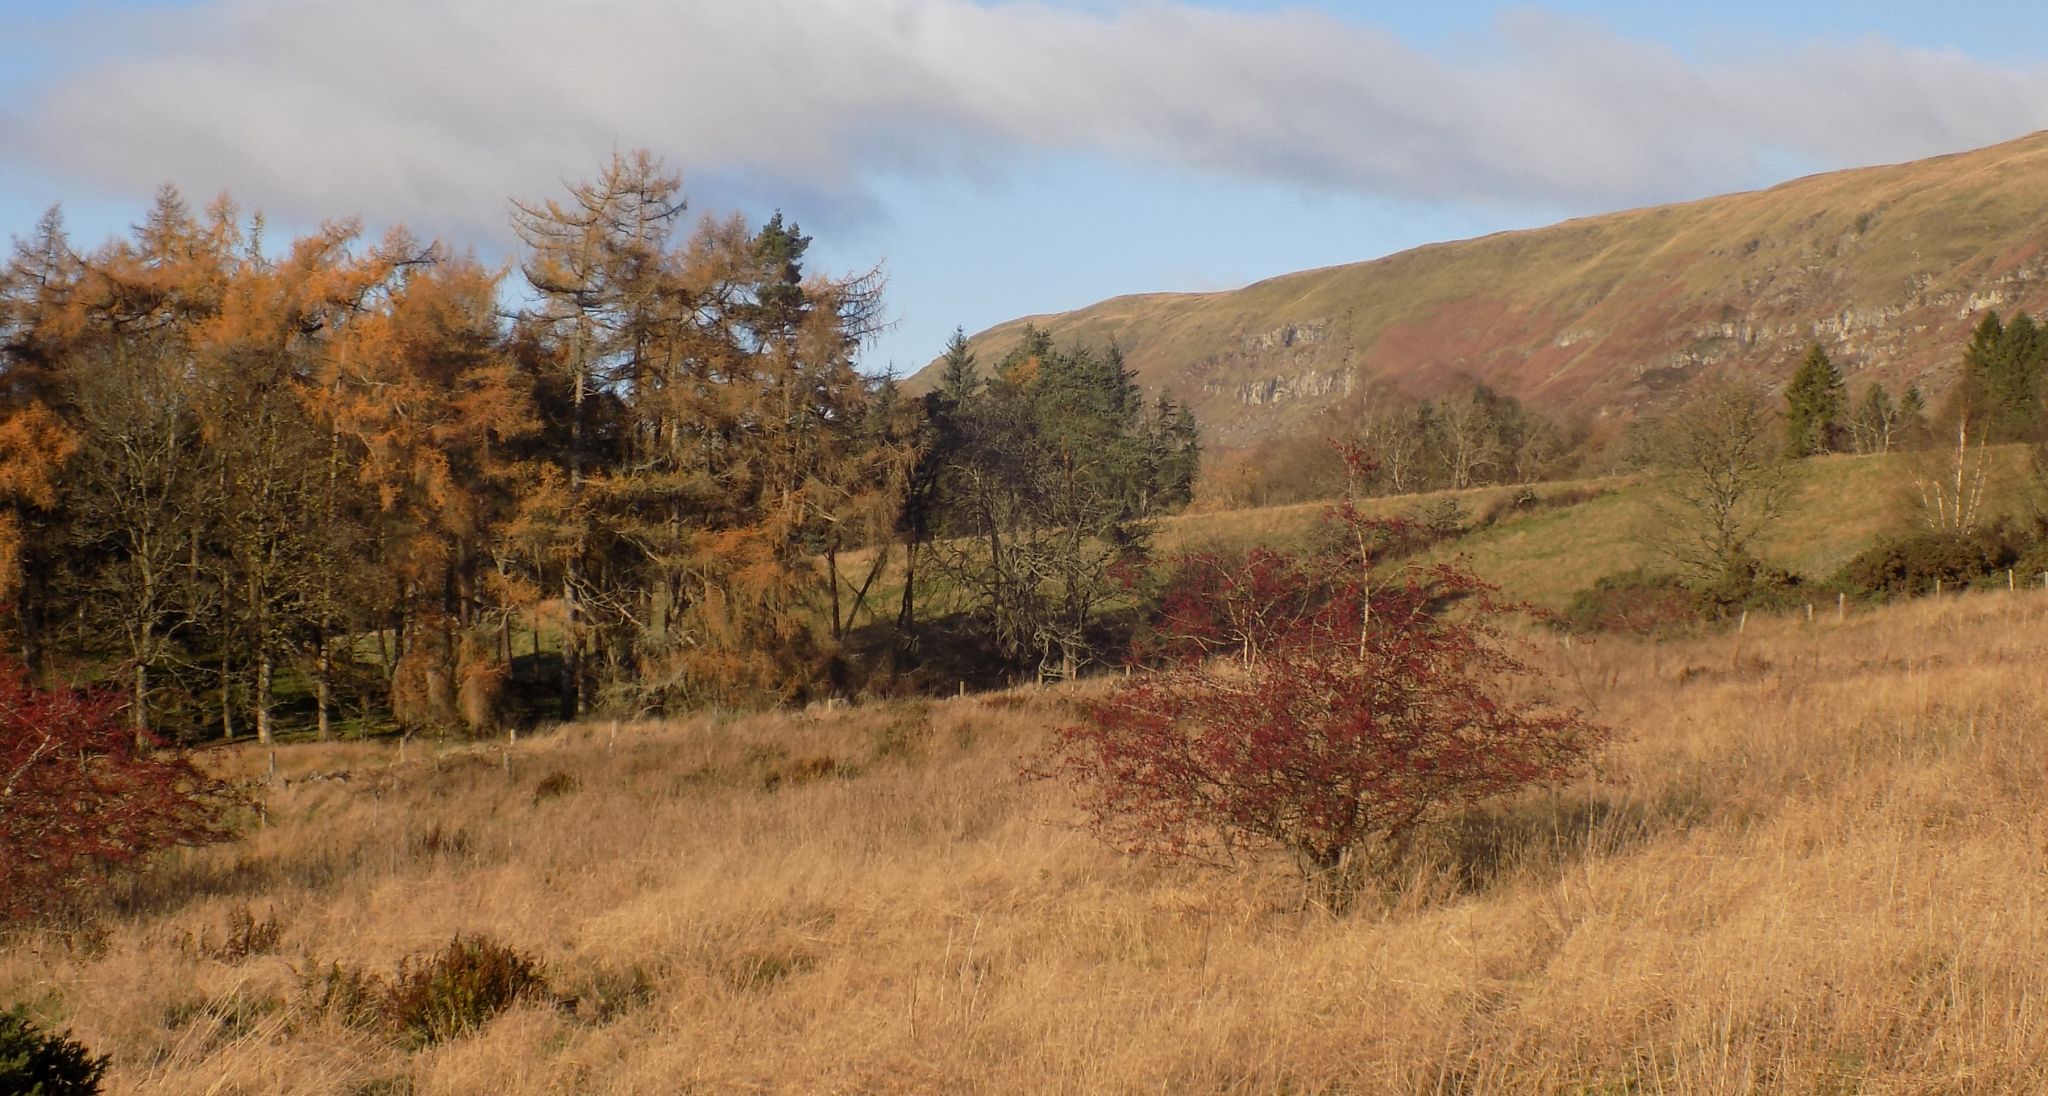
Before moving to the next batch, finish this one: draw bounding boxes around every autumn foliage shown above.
[1045,502,1606,909]
[0,659,237,922]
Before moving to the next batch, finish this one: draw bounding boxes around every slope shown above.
[924,130,2048,447]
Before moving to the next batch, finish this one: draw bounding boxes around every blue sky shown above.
[2,1,2047,375]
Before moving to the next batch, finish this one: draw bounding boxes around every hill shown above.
[921,131,2048,447]
[13,587,2048,1091]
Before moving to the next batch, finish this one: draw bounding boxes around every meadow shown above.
[10,580,2048,1092]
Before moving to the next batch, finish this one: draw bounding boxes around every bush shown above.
[314,934,551,1047]
[387,935,549,1046]
[0,659,240,923]
[1829,527,2025,599]
[1565,569,1701,635]
[0,1005,108,1095]
[1042,500,1608,911]
[1692,555,1805,614]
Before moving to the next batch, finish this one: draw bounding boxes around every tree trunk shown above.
[315,619,332,742]
[132,659,148,741]
[560,569,580,722]
[255,647,273,746]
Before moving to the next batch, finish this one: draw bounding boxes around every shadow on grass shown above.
[1432,781,1715,896]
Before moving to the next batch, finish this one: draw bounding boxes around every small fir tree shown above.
[1784,344,1847,457]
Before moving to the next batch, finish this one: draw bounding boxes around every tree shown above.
[0,658,238,922]
[0,1007,107,1095]
[1784,344,1846,457]
[1849,382,1902,455]
[1957,311,2046,443]
[1639,377,1793,585]
[1040,499,1604,911]
[927,330,1191,679]
[512,150,687,720]
[1912,390,1993,537]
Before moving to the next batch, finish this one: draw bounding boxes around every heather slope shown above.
[924,130,2048,446]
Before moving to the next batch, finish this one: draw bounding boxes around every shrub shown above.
[1565,569,1701,635]
[532,770,579,803]
[0,659,240,924]
[382,935,550,1047]
[1691,554,1805,614]
[1042,499,1607,911]
[1829,527,2023,599]
[0,1005,108,1095]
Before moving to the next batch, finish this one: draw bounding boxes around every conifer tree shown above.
[1784,344,1847,457]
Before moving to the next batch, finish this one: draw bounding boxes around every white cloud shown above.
[8,0,2048,242]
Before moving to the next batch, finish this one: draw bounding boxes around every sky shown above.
[2,1,2047,376]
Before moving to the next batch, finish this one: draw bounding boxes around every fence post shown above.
[1837,592,1845,621]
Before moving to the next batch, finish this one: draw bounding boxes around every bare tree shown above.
[1912,404,1992,536]
[1638,377,1794,583]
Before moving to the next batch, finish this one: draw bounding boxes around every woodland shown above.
[0,151,1200,744]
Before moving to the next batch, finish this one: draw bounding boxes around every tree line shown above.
[0,152,1199,742]
[1204,380,1580,509]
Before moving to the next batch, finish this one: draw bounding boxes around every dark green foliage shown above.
[1784,344,1847,457]
[935,327,980,404]
[1565,570,1702,635]
[1690,555,1804,614]
[919,326,1198,679]
[0,1006,108,1095]
[1828,526,2030,599]
[1954,311,2048,443]
[386,935,549,1046]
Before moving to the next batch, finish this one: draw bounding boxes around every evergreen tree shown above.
[1784,344,1846,457]
[1960,310,2046,442]
[936,327,979,404]
[928,331,1198,679]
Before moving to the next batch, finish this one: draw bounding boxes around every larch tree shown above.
[513,150,687,719]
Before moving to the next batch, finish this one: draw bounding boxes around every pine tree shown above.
[1784,344,1846,457]
[1961,310,2046,442]
[936,327,979,404]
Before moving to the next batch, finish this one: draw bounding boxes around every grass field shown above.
[1161,445,2040,608]
[11,582,2048,1092]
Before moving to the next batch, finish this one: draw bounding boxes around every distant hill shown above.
[919,131,2048,447]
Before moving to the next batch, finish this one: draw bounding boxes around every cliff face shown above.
[919,131,2048,446]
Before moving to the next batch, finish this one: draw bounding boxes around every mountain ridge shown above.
[918,130,2048,446]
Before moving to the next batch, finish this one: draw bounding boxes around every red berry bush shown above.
[1043,502,1607,911]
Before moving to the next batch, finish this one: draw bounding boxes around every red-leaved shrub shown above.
[1044,487,1607,910]
[0,659,239,922]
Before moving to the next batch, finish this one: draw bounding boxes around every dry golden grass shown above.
[13,591,2048,1092]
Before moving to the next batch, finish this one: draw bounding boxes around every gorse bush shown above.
[1829,526,2031,599]
[0,1006,108,1095]
[1565,569,1701,635]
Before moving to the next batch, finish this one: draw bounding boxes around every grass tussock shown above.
[11,593,2048,1091]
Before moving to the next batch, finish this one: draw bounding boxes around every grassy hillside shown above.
[12,588,2048,1091]
[1166,445,2038,608]
[919,130,2048,446]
